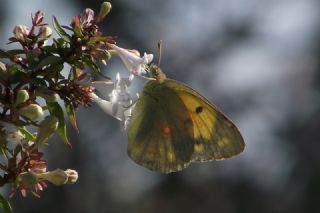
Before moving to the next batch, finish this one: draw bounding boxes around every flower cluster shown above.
[0,2,154,212]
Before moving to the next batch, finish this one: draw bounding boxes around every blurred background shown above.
[1,0,320,212]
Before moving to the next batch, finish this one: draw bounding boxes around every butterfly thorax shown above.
[148,64,166,83]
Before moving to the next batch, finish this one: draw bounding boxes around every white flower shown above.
[0,121,25,143]
[37,168,78,186]
[90,73,135,128]
[108,43,153,76]
[0,61,6,71]
[37,169,68,186]
[38,25,52,39]
[65,169,78,184]
[13,25,30,42]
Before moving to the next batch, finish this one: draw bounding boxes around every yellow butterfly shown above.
[127,65,245,173]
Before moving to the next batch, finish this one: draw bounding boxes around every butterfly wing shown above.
[163,79,245,162]
[127,79,245,173]
[127,80,195,173]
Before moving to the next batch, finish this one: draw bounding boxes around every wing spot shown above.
[162,127,171,136]
[196,106,203,114]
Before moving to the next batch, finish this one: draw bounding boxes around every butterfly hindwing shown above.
[127,79,245,173]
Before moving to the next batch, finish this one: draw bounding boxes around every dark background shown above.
[1,0,320,212]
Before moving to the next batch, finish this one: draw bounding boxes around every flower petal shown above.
[91,73,134,123]
[108,43,153,76]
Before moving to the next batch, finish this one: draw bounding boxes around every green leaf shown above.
[18,127,36,142]
[54,38,68,49]
[0,49,12,59]
[0,148,4,156]
[8,66,29,83]
[0,147,6,155]
[35,88,59,102]
[83,56,101,74]
[26,50,40,69]
[65,102,79,133]
[42,45,59,54]
[43,63,64,75]
[52,16,71,43]
[73,26,83,38]
[6,49,25,55]
[91,49,111,61]
[0,194,13,213]
[31,78,47,87]
[87,36,108,45]
[0,133,6,155]
[0,176,6,187]
[83,56,111,80]
[47,101,70,146]
[34,55,63,71]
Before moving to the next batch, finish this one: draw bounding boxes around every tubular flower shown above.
[108,43,153,76]
[90,73,134,127]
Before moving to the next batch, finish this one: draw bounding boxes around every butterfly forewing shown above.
[163,80,245,161]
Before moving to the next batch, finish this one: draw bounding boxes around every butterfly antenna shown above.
[157,40,162,66]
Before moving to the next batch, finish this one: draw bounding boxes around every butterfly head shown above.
[147,64,167,83]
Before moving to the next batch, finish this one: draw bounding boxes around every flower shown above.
[13,25,30,42]
[15,89,29,105]
[65,169,78,184]
[13,148,48,197]
[15,169,76,197]
[0,61,6,71]
[18,172,39,188]
[38,25,52,39]
[32,10,45,26]
[80,8,95,28]
[0,121,25,143]
[37,169,78,186]
[38,169,68,186]
[70,72,95,107]
[17,171,47,197]
[97,2,112,22]
[108,43,153,76]
[90,73,134,127]
[37,25,52,46]
[19,103,44,121]
[6,130,25,144]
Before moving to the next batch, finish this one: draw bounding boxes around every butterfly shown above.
[127,64,245,173]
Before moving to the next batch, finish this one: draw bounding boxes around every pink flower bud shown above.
[80,8,95,28]
[32,10,45,25]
